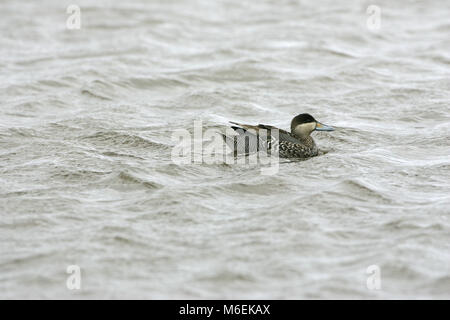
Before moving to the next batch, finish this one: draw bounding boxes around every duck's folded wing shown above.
[229,122,287,136]
[222,125,268,154]
[231,122,301,144]
[255,124,300,143]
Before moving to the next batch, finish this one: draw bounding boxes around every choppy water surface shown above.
[1,0,449,299]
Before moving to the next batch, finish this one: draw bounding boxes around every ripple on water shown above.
[94,171,163,191]
[80,131,169,150]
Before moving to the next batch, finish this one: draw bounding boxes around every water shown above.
[1,0,449,299]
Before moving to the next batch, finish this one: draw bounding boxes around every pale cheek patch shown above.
[294,122,315,137]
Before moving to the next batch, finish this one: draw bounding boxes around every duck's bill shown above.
[315,122,334,131]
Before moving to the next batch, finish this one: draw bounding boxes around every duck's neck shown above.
[293,133,315,148]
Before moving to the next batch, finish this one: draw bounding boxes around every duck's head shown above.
[291,113,334,138]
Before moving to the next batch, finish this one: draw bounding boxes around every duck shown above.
[221,113,334,158]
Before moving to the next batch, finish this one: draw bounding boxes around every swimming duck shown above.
[221,113,334,158]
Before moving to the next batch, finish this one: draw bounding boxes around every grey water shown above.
[1,0,449,299]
